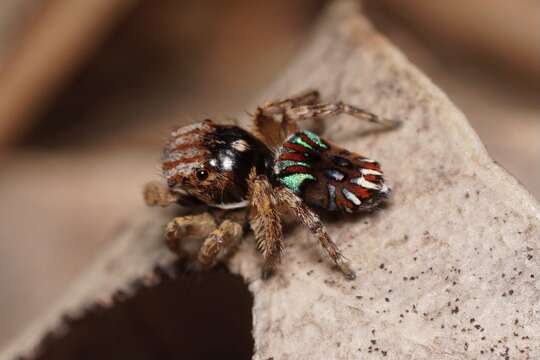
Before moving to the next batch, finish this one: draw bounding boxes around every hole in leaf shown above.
[34,267,253,360]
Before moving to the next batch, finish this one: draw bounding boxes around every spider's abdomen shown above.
[273,130,390,212]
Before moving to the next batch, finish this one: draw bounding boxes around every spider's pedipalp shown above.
[143,180,179,207]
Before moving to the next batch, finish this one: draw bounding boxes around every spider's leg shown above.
[165,213,217,255]
[285,102,401,130]
[248,171,284,279]
[197,219,244,268]
[259,89,321,116]
[275,186,356,280]
[144,181,179,207]
[252,89,321,147]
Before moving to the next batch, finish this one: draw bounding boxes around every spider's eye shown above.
[196,169,209,181]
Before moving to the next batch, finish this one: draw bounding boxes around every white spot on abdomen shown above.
[351,176,381,190]
[342,188,361,206]
[361,168,383,176]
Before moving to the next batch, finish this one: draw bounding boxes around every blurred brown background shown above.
[0,0,538,351]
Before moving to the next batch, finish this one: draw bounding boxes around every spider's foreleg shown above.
[165,212,217,255]
[248,171,284,279]
[285,102,401,130]
[276,187,356,280]
[197,219,244,268]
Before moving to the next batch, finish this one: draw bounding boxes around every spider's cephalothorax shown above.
[162,119,273,209]
[144,90,400,280]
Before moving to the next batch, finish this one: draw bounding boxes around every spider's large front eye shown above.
[196,169,209,181]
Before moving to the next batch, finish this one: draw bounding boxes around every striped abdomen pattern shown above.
[274,130,390,212]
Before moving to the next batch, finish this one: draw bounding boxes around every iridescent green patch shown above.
[279,173,315,193]
[291,134,314,151]
[303,130,328,149]
[280,147,294,153]
[277,160,311,171]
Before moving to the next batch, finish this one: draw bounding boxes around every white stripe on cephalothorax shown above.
[209,200,249,209]
[350,176,381,190]
[171,188,189,196]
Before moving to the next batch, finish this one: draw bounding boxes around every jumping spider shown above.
[144,89,399,280]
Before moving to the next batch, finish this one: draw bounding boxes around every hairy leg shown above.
[252,90,399,146]
[259,89,321,116]
[165,212,217,255]
[247,171,284,279]
[197,220,244,268]
[252,89,321,147]
[275,186,356,280]
[284,102,401,130]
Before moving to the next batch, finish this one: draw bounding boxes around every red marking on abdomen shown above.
[364,174,380,182]
[360,162,381,171]
[339,198,355,211]
[279,152,309,162]
[351,185,371,199]
[298,133,320,149]
[279,165,313,176]
[283,142,310,153]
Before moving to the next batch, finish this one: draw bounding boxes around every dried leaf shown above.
[2,1,539,359]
